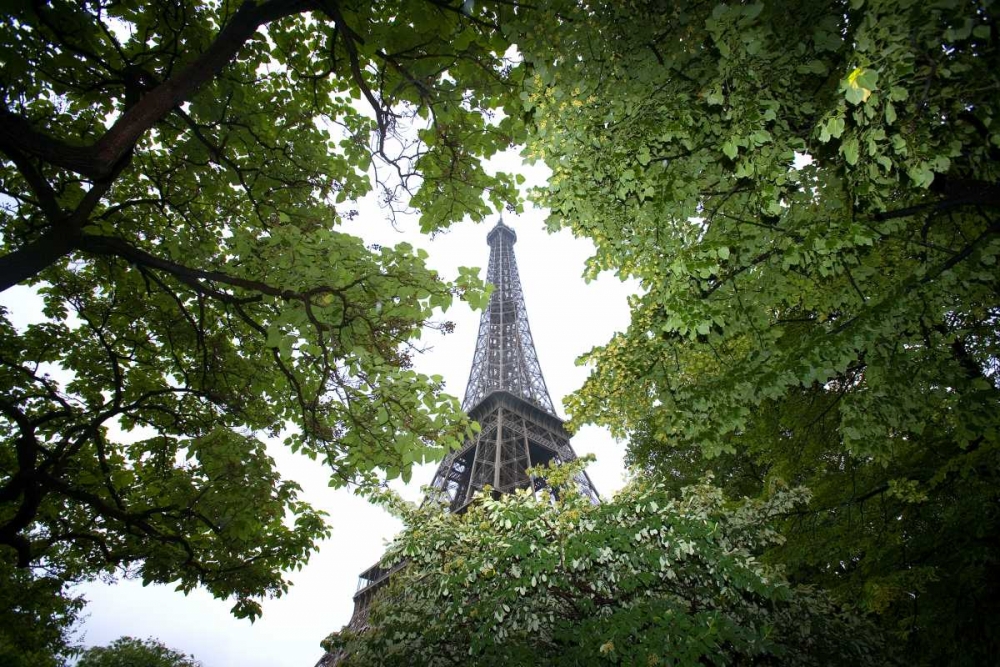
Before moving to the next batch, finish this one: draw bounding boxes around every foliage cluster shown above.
[0,560,83,667]
[512,0,1000,663]
[76,636,202,667]
[330,461,886,666]
[3,0,998,664]
[1,0,522,658]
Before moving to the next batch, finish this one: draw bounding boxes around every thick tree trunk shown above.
[0,231,77,292]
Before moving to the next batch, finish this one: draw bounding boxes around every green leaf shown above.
[503,6,1000,664]
[842,137,860,165]
[884,102,896,124]
[341,466,885,665]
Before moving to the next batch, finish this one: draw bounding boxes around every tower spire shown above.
[462,217,556,414]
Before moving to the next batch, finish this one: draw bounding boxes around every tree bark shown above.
[0,230,78,292]
[0,111,102,180]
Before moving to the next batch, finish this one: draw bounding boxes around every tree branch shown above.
[91,0,313,176]
[875,178,1000,221]
[0,229,79,292]
[76,232,336,301]
[1,145,63,221]
[0,109,103,179]
[0,0,312,181]
[317,0,389,155]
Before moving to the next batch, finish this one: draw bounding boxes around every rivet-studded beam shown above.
[461,219,556,415]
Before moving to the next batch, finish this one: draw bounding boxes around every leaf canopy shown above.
[0,0,524,651]
[509,0,1000,662]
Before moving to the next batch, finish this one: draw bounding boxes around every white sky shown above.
[1,157,637,666]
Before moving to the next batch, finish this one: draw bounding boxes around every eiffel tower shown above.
[316,217,598,664]
[427,217,599,510]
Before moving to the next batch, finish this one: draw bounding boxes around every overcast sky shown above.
[1,155,637,666]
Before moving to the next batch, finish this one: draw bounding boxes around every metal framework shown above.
[317,217,599,664]
[429,391,599,511]
[431,217,598,508]
[462,219,555,414]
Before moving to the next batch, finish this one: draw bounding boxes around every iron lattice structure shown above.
[316,218,598,665]
[430,218,598,510]
[461,220,555,413]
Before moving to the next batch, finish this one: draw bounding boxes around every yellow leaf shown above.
[600,641,615,654]
[847,67,872,102]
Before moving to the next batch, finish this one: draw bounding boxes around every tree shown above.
[0,560,83,667]
[76,636,201,667]
[509,0,999,662]
[329,460,886,666]
[1,0,524,644]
